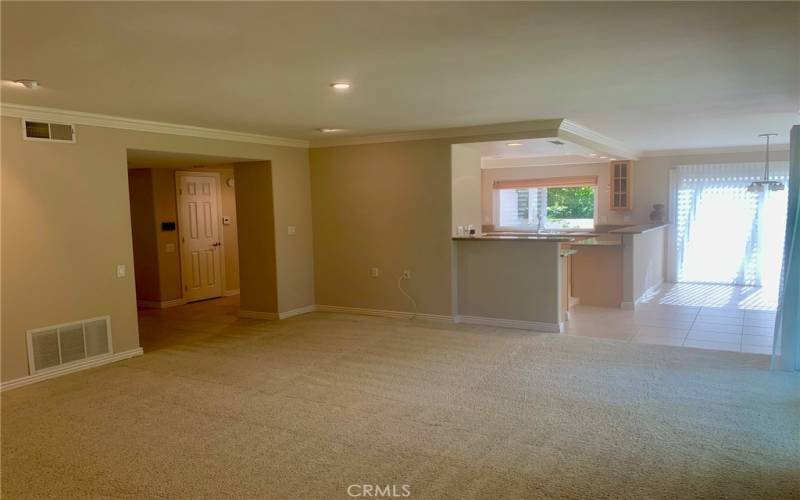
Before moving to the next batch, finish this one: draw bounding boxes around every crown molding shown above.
[309,119,563,148]
[557,120,641,160]
[641,143,791,158]
[0,102,309,149]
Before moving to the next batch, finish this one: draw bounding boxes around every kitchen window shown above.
[493,176,597,230]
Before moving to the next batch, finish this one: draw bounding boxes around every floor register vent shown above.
[26,316,112,374]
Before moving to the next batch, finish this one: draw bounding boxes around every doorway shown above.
[668,161,789,303]
[127,153,244,309]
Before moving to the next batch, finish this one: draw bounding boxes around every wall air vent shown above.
[22,119,75,143]
[26,316,112,374]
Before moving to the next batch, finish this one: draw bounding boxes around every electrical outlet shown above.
[370,267,379,278]
[402,270,411,279]
[287,226,296,235]
[116,264,126,278]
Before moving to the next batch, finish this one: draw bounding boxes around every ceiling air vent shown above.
[23,119,75,143]
[548,140,565,146]
[26,316,112,374]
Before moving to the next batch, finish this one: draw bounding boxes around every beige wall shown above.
[481,162,632,227]
[1,116,314,383]
[455,240,562,326]
[451,144,483,236]
[234,162,278,314]
[632,227,666,302]
[127,169,160,301]
[309,126,559,316]
[128,165,240,303]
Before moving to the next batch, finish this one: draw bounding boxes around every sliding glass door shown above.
[669,162,789,294]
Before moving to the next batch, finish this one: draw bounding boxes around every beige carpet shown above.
[2,300,799,499]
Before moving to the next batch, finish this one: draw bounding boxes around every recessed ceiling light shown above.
[317,128,341,133]
[13,79,39,89]
[330,82,351,90]
[599,155,609,159]
[588,153,598,157]
[610,158,617,161]
[506,142,523,147]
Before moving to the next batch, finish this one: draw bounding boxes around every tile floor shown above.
[565,283,777,355]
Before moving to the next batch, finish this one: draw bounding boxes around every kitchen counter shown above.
[569,237,622,247]
[608,223,669,234]
[452,235,574,242]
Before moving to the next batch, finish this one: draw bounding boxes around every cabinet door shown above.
[610,160,632,210]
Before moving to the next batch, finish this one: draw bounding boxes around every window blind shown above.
[493,175,598,190]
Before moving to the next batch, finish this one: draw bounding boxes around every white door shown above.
[177,173,223,302]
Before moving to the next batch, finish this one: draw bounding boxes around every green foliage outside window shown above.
[547,187,594,219]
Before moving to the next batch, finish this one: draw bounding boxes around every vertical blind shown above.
[669,162,789,292]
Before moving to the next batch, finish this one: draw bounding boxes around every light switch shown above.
[116,264,126,278]
[287,226,296,235]
[371,267,379,278]
[165,243,176,253]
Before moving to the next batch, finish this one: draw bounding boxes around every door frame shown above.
[175,170,227,301]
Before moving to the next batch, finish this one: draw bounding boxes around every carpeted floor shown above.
[2,298,799,499]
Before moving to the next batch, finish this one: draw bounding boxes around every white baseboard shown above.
[315,305,452,322]
[238,310,280,320]
[454,315,562,333]
[278,305,317,319]
[1,348,144,392]
[620,301,635,310]
[137,298,186,309]
[223,289,240,297]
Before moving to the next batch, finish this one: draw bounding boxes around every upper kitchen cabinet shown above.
[610,160,633,211]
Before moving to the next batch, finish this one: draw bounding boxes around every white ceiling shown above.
[2,2,798,151]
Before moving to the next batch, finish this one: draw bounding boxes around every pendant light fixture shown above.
[747,133,785,192]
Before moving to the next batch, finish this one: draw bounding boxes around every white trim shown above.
[238,310,280,320]
[137,299,187,309]
[278,305,317,319]
[0,103,308,148]
[620,302,636,310]
[454,315,563,333]
[2,348,143,392]
[223,289,240,297]
[641,144,791,158]
[315,305,452,322]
